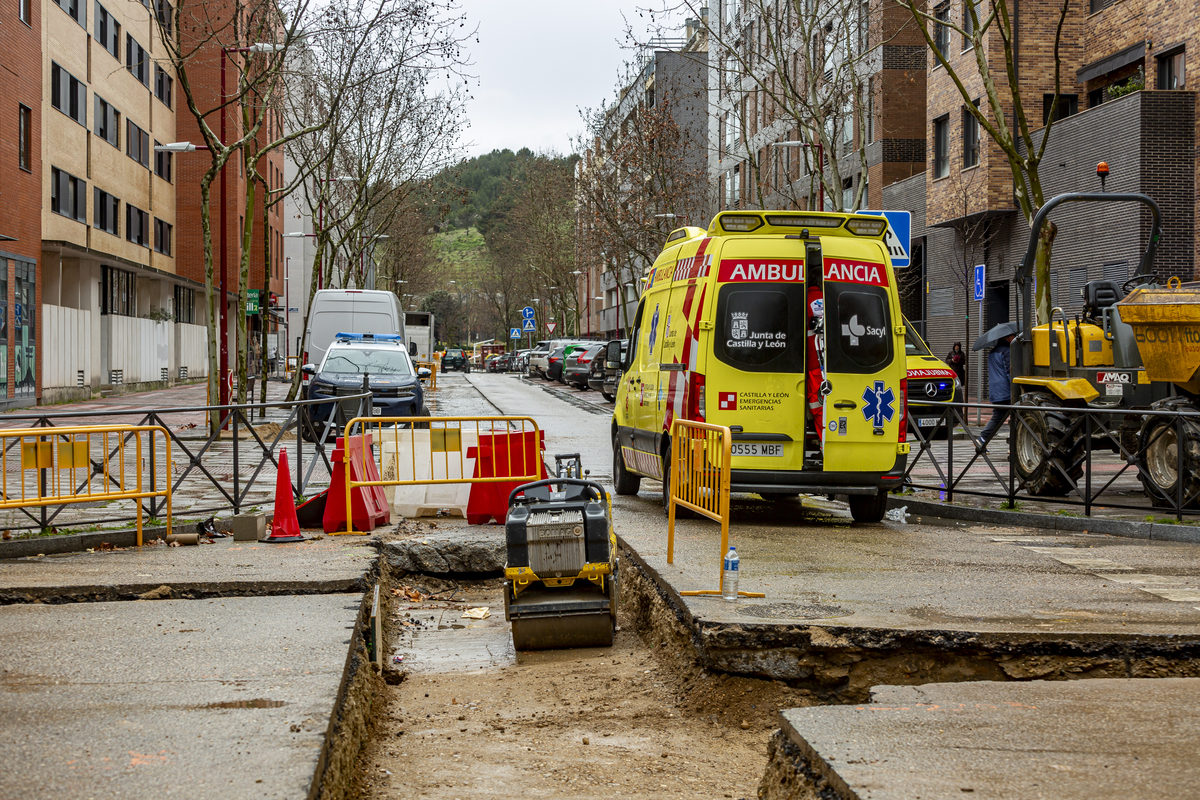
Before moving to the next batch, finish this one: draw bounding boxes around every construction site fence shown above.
[905,399,1200,521]
[340,415,545,534]
[0,425,172,544]
[0,391,370,534]
[668,419,764,599]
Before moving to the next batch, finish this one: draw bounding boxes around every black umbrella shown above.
[972,321,1019,351]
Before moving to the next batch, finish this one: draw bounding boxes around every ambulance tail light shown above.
[898,377,908,442]
[688,372,706,421]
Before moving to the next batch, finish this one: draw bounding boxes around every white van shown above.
[304,289,408,368]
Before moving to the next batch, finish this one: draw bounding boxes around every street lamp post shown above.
[771,140,825,211]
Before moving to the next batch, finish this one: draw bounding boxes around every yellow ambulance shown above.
[610,210,910,523]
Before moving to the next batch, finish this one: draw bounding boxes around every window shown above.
[865,79,875,144]
[933,114,949,178]
[715,284,807,373]
[1090,0,1117,11]
[154,218,172,255]
[13,260,34,398]
[174,285,195,324]
[1088,86,1105,108]
[826,284,894,373]
[1042,93,1078,124]
[51,167,87,222]
[962,101,980,167]
[95,2,120,59]
[154,66,173,108]
[93,188,119,235]
[126,119,149,167]
[934,3,950,58]
[51,63,87,126]
[842,178,854,210]
[732,165,741,204]
[103,266,136,316]
[155,0,173,35]
[19,0,31,25]
[962,0,975,47]
[126,204,149,246]
[154,142,172,182]
[126,35,149,86]
[1159,49,1185,89]
[53,0,85,26]
[18,106,31,171]
[94,96,119,148]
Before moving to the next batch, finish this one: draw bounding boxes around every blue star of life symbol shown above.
[861,380,896,427]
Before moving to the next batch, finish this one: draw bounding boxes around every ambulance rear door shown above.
[820,236,903,473]
[706,236,808,474]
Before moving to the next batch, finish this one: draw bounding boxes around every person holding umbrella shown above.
[973,322,1019,449]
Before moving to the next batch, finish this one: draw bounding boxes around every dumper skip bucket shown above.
[1117,278,1200,393]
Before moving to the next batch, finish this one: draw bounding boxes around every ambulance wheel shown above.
[1137,398,1200,509]
[613,442,641,496]
[848,491,887,523]
[1013,392,1082,496]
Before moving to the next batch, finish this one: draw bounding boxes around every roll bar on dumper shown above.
[1010,191,1163,389]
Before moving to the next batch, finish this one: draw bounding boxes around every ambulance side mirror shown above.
[606,341,622,367]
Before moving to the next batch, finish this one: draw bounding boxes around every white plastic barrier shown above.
[379,427,479,518]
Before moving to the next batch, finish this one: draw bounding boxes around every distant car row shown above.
[524,338,627,400]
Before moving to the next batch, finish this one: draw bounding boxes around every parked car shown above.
[545,346,568,382]
[556,342,592,384]
[441,348,470,372]
[528,340,561,378]
[302,332,429,439]
[588,338,627,401]
[564,343,605,389]
[511,349,531,373]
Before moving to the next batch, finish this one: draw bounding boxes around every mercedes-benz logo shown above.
[925,382,938,398]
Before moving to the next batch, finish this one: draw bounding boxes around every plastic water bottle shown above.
[722,546,739,601]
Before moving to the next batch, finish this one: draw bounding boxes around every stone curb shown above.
[886,496,1200,544]
[0,523,202,560]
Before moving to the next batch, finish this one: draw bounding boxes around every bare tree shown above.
[897,0,1073,324]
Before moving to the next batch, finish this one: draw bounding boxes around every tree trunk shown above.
[1034,220,1058,326]
[200,180,220,437]
[236,176,258,405]
[259,190,271,419]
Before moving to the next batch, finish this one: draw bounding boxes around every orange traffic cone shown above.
[262,448,304,542]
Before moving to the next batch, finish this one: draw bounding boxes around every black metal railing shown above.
[0,391,370,533]
[904,399,1200,521]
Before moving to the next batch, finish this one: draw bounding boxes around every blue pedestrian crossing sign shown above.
[510,327,521,339]
[521,306,535,321]
[521,318,536,332]
[974,264,986,302]
[860,210,911,268]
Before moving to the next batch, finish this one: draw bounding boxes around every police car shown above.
[303,333,430,423]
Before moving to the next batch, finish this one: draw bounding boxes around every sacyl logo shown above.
[841,315,885,347]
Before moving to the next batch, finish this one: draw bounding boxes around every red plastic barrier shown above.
[465,429,548,525]
[324,434,391,533]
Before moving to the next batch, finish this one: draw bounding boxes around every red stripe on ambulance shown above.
[823,258,889,287]
[716,259,805,283]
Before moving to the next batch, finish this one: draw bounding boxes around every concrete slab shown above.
[770,678,1200,799]
[0,535,379,601]
[0,593,364,799]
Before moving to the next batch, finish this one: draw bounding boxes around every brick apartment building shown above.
[0,0,42,408]
[884,0,1197,398]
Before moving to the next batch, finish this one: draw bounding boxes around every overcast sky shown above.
[458,0,667,159]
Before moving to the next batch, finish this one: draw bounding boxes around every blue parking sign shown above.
[510,327,521,339]
[974,264,986,302]
[860,210,911,268]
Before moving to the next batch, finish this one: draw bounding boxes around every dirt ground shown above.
[348,578,809,800]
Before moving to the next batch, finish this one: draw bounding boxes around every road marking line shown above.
[1139,588,1200,602]
[1018,547,1134,570]
[1092,573,1184,585]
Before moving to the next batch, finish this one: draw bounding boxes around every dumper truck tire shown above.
[1013,392,1083,496]
[613,440,641,496]
[1137,397,1200,509]
[849,490,888,523]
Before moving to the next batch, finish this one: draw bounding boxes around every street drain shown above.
[737,602,853,620]
[200,699,288,709]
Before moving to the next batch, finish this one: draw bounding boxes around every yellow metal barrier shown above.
[339,416,543,534]
[416,361,439,391]
[0,425,172,545]
[668,419,764,599]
